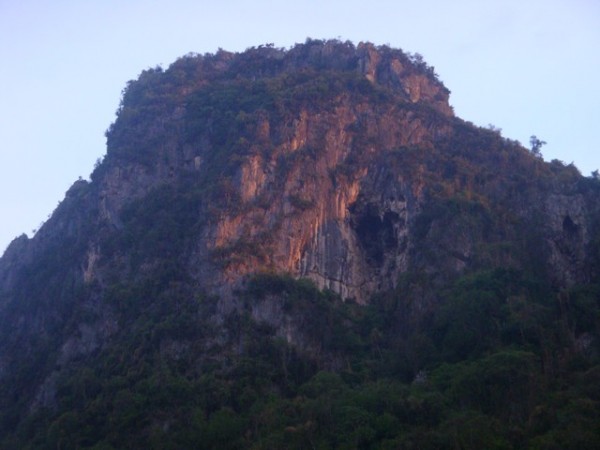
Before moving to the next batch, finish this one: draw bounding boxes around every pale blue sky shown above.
[1,0,599,254]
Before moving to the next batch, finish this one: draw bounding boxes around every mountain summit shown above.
[1,40,599,448]
[93,39,455,303]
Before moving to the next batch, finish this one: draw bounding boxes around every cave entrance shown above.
[354,204,399,266]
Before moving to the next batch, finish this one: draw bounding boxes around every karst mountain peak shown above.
[1,39,599,448]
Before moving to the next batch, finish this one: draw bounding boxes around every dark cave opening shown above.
[354,204,399,266]
[562,215,579,236]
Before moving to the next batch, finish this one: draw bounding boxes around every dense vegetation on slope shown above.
[4,270,599,449]
[0,40,599,448]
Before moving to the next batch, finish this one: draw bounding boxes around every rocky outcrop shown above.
[180,94,445,302]
[544,192,594,285]
[1,41,599,434]
[4,40,595,307]
[72,41,457,303]
[355,42,452,116]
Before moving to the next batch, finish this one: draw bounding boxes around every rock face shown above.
[2,39,598,311]
[0,40,599,427]
[54,39,458,304]
[192,93,443,302]
[2,40,599,309]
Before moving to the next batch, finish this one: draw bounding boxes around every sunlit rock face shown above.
[56,40,457,303]
[3,39,598,309]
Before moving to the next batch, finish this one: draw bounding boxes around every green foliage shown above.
[244,274,366,356]
[3,267,600,448]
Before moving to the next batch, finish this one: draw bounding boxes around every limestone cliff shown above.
[76,40,594,305]
[69,40,458,303]
[2,39,598,315]
[2,40,599,308]
[0,40,599,434]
